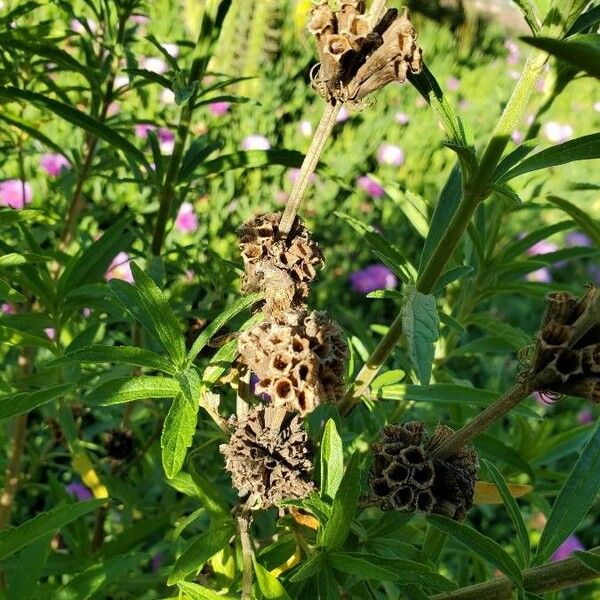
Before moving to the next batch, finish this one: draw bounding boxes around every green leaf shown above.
[47,345,177,375]
[320,452,362,550]
[327,552,456,592]
[0,253,49,268]
[498,133,600,182]
[289,554,326,582]
[512,0,542,33]
[534,420,600,564]
[467,315,531,350]
[253,559,292,600]
[0,499,103,561]
[573,550,600,573]
[0,324,56,352]
[131,263,186,366]
[56,555,140,600]
[0,383,73,420]
[58,218,133,296]
[0,209,45,229]
[187,293,262,365]
[188,449,231,518]
[428,515,523,587]
[566,5,600,35]
[177,581,236,600]
[521,34,600,78]
[419,164,462,272]
[0,278,25,302]
[161,370,201,478]
[432,265,474,294]
[402,285,439,386]
[6,532,52,600]
[178,137,222,182]
[86,376,180,405]
[167,520,235,584]
[546,196,600,246]
[483,459,530,568]
[320,419,344,502]
[0,87,150,170]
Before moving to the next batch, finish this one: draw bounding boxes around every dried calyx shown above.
[238,213,324,315]
[528,286,600,403]
[308,1,422,105]
[239,308,348,415]
[220,405,315,510]
[369,421,478,521]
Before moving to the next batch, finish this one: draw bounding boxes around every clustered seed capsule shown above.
[220,405,315,510]
[308,1,422,105]
[529,286,600,403]
[369,421,478,521]
[238,308,348,415]
[238,213,324,315]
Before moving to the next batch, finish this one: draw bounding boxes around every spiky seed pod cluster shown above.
[238,213,324,315]
[528,286,600,403]
[102,429,134,461]
[220,405,315,510]
[239,308,348,415]
[369,421,478,521]
[308,1,423,105]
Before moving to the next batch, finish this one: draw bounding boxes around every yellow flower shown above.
[294,0,313,32]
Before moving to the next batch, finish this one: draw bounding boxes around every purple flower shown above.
[288,168,315,185]
[151,552,164,573]
[551,535,584,561]
[336,107,350,123]
[208,101,231,116]
[1,303,15,314]
[350,264,398,294]
[588,265,600,285]
[543,122,573,143]
[105,252,133,284]
[241,135,271,151]
[578,409,593,425]
[566,232,593,247]
[377,143,404,167]
[526,267,552,283]
[40,154,70,177]
[395,112,410,125]
[527,241,558,256]
[158,128,175,154]
[357,175,385,199]
[44,328,56,341]
[0,179,32,209]
[67,482,93,501]
[135,123,155,139]
[175,202,198,233]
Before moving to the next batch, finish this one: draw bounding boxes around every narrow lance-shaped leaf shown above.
[546,196,600,247]
[0,383,74,420]
[534,419,600,564]
[402,285,439,386]
[86,376,180,405]
[253,558,292,600]
[319,419,344,502]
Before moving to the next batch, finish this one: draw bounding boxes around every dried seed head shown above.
[527,286,600,405]
[238,213,324,314]
[308,3,422,105]
[220,405,314,510]
[103,429,134,461]
[369,421,478,521]
[238,308,348,415]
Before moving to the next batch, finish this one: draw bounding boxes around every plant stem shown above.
[342,51,547,412]
[431,380,534,458]
[279,101,341,235]
[238,511,254,600]
[432,547,600,599]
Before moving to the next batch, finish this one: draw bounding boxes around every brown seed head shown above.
[369,421,478,521]
[220,405,314,510]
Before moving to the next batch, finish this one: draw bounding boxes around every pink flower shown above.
[175,202,198,233]
[336,107,350,123]
[67,482,93,501]
[543,122,573,143]
[70,18,97,34]
[1,303,15,314]
[377,143,404,167]
[82,307,92,317]
[512,130,524,145]
[158,128,175,154]
[526,267,552,283]
[357,175,385,199]
[395,112,410,125]
[350,264,397,294]
[527,241,558,256]
[113,75,129,90]
[504,39,520,65]
[551,535,584,561]
[578,409,593,425]
[106,102,120,117]
[208,101,230,116]
[40,154,70,177]
[130,14,149,26]
[446,76,460,91]
[299,120,313,137]
[161,43,179,58]
[141,57,168,74]
[44,328,56,341]
[160,88,175,105]
[0,179,32,209]
[288,169,315,185]
[241,135,271,151]
[135,123,155,139]
[105,252,133,284]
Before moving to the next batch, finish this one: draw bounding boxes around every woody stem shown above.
[238,512,254,600]
[279,101,341,235]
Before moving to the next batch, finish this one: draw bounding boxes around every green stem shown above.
[432,547,600,599]
[342,51,547,413]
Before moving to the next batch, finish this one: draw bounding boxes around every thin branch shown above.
[432,547,600,600]
[238,511,254,600]
[279,101,341,235]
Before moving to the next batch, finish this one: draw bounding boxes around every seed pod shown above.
[103,429,134,461]
[369,421,478,521]
[238,308,348,415]
[238,213,323,314]
[220,405,314,510]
